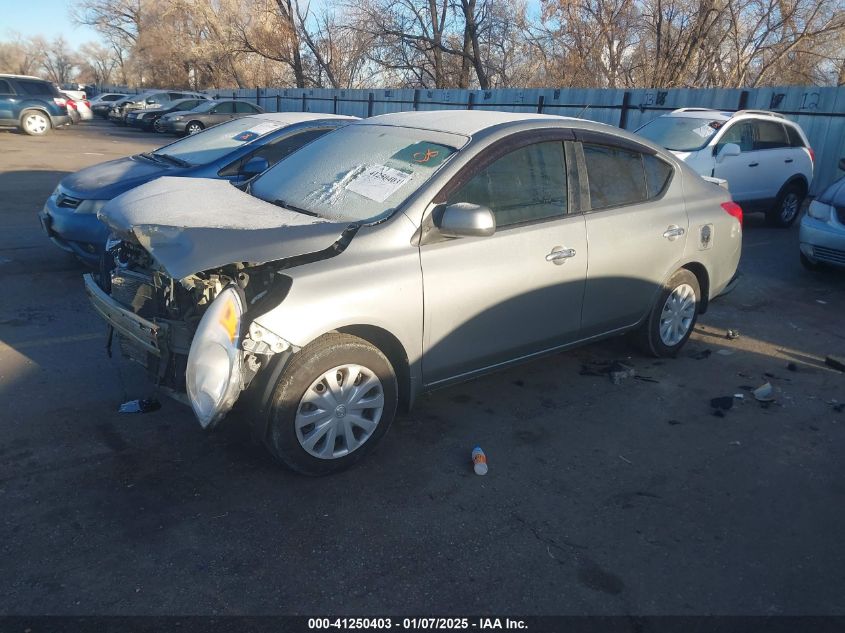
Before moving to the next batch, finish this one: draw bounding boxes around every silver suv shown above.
[85,111,742,475]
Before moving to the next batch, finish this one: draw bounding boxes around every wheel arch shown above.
[779,174,809,198]
[681,261,710,314]
[19,107,53,124]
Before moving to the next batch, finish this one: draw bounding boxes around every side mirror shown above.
[716,143,741,163]
[435,203,496,238]
[241,156,269,177]
[838,157,845,172]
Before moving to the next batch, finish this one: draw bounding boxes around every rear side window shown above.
[785,124,805,148]
[176,100,200,111]
[583,144,647,210]
[644,155,673,198]
[0,79,13,93]
[16,80,59,97]
[754,120,789,150]
[448,141,568,228]
[235,102,260,113]
[214,102,236,114]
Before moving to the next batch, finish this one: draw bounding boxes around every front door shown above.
[420,138,588,386]
[713,121,760,203]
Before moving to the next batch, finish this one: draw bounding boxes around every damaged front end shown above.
[84,224,357,428]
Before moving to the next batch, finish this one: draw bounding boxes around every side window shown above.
[177,100,199,111]
[643,154,673,198]
[219,128,333,177]
[235,101,256,113]
[582,144,647,210]
[16,81,49,96]
[0,79,13,93]
[785,124,805,148]
[214,102,235,114]
[716,122,753,153]
[754,120,789,150]
[168,92,184,100]
[447,141,567,228]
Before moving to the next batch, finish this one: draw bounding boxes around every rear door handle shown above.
[663,226,685,240]
[546,247,576,265]
[748,162,759,167]
[785,158,794,163]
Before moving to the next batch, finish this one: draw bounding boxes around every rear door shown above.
[420,131,588,386]
[577,133,686,337]
[207,101,235,124]
[750,119,794,201]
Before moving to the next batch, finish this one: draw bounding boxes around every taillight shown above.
[721,201,743,227]
[84,100,90,108]
[808,148,815,164]
[53,97,66,106]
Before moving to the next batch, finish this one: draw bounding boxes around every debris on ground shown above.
[580,360,647,384]
[634,375,659,383]
[619,455,633,464]
[609,361,635,384]
[690,349,712,360]
[472,446,488,476]
[734,393,745,400]
[825,355,845,373]
[726,329,740,340]
[717,349,736,356]
[729,441,741,446]
[816,299,828,305]
[787,362,798,372]
[711,396,734,411]
[118,398,161,414]
[753,383,775,403]
[833,403,845,413]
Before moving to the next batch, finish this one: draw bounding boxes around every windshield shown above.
[152,117,285,166]
[250,124,467,223]
[636,116,724,152]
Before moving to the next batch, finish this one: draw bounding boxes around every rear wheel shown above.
[635,269,701,357]
[185,121,204,135]
[264,333,397,476]
[21,110,51,136]
[153,118,165,133]
[767,183,804,227]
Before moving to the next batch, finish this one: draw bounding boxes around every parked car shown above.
[89,93,127,118]
[66,98,81,124]
[61,91,93,121]
[84,110,742,475]
[111,90,209,124]
[40,112,355,265]
[158,99,264,135]
[0,74,70,135]
[799,158,845,270]
[125,98,208,132]
[635,108,813,227]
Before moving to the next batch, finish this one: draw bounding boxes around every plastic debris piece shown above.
[717,349,736,356]
[729,441,741,446]
[726,330,740,340]
[816,299,828,305]
[786,362,798,372]
[753,383,775,402]
[609,361,635,384]
[825,355,845,372]
[734,393,745,400]
[634,375,659,383]
[619,455,633,464]
[118,398,161,414]
[471,446,488,476]
[711,396,734,411]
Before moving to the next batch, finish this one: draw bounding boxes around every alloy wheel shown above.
[780,192,800,224]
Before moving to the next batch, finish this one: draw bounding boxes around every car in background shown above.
[84,110,742,475]
[126,98,208,132]
[636,108,813,227]
[0,74,70,135]
[800,158,845,270]
[158,99,263,135]
[40,112,356,264]
[90,93,127,118]
[61,91,93,121]
[111,90,209,124]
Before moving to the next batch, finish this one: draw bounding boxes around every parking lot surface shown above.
[1,121,845,615]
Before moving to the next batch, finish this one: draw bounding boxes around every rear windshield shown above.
[636,116,723,152]
[16,80,61,97]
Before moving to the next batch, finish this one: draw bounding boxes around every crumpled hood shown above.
[63,156,171,199]
[818,174,845,206]
[98,177,352,280]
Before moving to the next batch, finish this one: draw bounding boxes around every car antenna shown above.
[576,104,591,118]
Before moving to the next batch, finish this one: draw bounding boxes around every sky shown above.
[0,0,103,45]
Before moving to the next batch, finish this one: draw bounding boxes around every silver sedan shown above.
[87,110,742,475]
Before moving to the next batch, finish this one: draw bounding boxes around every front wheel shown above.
[767,184,804,228]
[21,110,51,135]
[635,269,701,357]
[265,333,397,476]
[185,121,204,135]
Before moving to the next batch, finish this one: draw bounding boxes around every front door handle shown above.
[785,158,794,163]
[748,162,759,167]
[663,226,685,240]
[546,247,576,265]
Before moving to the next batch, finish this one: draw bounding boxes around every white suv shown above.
[636,108,814,227]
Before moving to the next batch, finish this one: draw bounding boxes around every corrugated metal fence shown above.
[200,85,844,195]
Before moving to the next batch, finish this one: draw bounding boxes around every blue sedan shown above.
[800,158,845,270]
[39,112,357,264]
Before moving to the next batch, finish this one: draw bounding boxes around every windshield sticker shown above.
[346,164,413,202]
[391,142,454,168]
[691,124,716,138]
[232,121,283,142]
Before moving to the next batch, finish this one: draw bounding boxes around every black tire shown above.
[185,121,204,135]
[19,110,52,136]
[264,333,397,476]
[800,252,822,271]
[767,182,804,228]
[635,269,701,358]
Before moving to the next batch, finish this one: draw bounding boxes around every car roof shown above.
[0,74,46,81]
[243,112,358,124]
[359,110,588,136]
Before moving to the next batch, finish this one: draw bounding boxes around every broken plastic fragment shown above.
[753,383,774,402]
[726,330,740,340]
[118,398,162,414]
